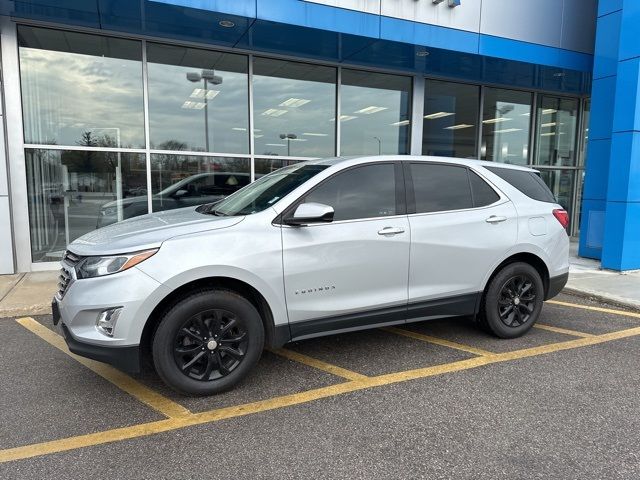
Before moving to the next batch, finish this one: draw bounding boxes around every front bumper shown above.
[54,264,171,371]
[61,322,141,372]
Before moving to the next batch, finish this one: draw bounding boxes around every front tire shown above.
[479,262,544,339]
[152,289,264,396]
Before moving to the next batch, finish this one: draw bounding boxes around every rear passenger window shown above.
[410,163,472,213]
[469,171,500,207]
[486,167,556,203]
[303,163,396,221]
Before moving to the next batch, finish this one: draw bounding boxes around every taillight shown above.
[553,209,569,230]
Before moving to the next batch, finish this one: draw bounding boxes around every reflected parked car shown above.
[97,172,250,227]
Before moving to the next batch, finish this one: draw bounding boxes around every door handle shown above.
[486,215,507,224]
[377,226,405,236]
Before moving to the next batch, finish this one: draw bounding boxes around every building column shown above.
[580,0,640,270]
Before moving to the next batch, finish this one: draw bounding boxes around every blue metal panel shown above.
[583,138,612,201]
[479,34,593,72]
[612,57,640,133]
[143,1,253,47]
[601,202,640,270]
[598,0,623,17]
[579,198,606,259]
[151,0,257,18]
[607,132,640,202]
[379,16,479,55]
[255,0,380,39]
[593,10,622,80]
[589,76,617,140]
[617,0,640,61]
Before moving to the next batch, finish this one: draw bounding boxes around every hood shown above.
[69,206,244,256]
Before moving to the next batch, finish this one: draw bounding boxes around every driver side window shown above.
[303,163,397,221]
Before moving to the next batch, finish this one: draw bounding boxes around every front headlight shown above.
[76,249,158,279]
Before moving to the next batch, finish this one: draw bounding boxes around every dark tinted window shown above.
[304,164,396,221]
[470,171,500,207]
[486,167,556,203]
[410,163,472,213]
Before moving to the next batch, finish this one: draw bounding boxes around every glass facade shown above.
[422,80,479,158]
[253,58,336,158]
[26,149,147,262]
[147,43,249,154]
[481,88,532,165]
[18,27,145,149]
[340,69,412,156]
[16,24,588,263]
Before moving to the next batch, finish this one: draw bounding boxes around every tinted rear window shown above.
[410,163,473,213]
[485,167,556,203]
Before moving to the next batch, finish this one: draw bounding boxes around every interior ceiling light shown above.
[493,128,522,134]
[424,111,454,120]
[181,101,206,110]
[262,108,288,117]
[416,51,430,57]
[541,122,557,128]
[266,143,286,147]
[390,120,411,126]
[540,132,556,137]
[219,20,235,28]
[279,98,311,108]
[444,124,474,130]
[303,132,329,136]
[482,117,512,124]
[232,127,247,131]
[289,138,308,142]
[355,106,388,114]
[253,134,264,138]
[190,88,220,99]
[542,108,558,115]
[330,115,357,122]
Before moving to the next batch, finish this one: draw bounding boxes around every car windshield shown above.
[201,163,329,216]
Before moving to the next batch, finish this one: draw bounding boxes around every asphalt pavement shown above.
[1,292,639,479]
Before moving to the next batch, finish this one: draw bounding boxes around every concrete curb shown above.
[0,304,52,319]
[562,287,640,313]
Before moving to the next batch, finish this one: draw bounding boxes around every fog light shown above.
[96,308,122,337]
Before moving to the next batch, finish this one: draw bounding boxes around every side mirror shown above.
[284,202,334,226]
[174,189,188,198]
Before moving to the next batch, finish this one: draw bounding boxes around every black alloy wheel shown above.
[173,309,249,381]
[479,261,544,339]
[153,289,264,396]
[497,275,537,327]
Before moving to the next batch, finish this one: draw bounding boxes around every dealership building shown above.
[0,0,637,273]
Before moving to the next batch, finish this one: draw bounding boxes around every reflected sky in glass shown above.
[340,69,411,156]
[147,44,249,154]
[481,87,532,165]
[19,27,145,149]
[253,58,336,158]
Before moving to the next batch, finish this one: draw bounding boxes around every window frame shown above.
[279,161,406,225]
[403,161,504,216]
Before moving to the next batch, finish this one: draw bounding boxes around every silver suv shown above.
[52,156,570,395]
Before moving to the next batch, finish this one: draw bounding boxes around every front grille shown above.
[62,250,81,267]
[57,250,83,299]
[57,268,72,299]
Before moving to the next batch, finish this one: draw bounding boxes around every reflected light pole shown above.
[374,136,382,155]
[279,133,297,157]
[186,69,222,152]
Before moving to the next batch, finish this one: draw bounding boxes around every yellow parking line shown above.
[269,348,368,381]
[533,323,595,338]
[5,323,640,464]
[381,326,493,356]
[16,318,191,419]
[547,300,640,319]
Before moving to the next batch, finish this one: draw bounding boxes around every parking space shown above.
[1,293,640,478]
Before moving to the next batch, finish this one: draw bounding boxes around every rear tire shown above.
[479,262,544,339]
[152,289,264,396]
